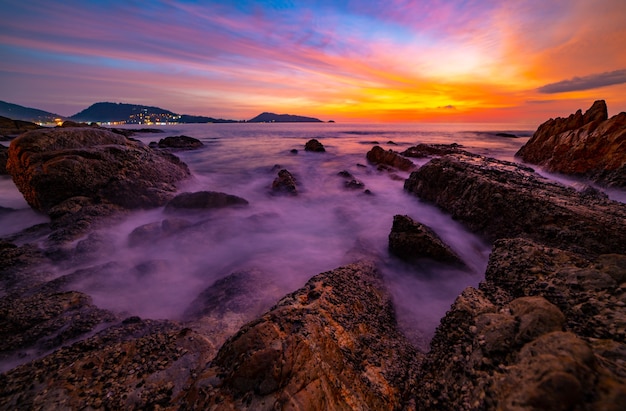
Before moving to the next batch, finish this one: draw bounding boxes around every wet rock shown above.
[344,179,365,189]
[388,214,464,265]
[401,143,467,158]
[337,170,354,178]
[185,261,422,410]
[404,155,626,256]
[366,145,415,171]
[304,138,325,152]
[516,100,626,187]
[6,127,190,213]
[271,169,298,195]
[0,144,7,175]
[128,218,191,247]
[164,191,248,212]
[150,135,204,150]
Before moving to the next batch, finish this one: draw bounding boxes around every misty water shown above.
[1,122,535,349]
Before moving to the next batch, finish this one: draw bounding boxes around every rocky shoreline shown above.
[1,105,625,409]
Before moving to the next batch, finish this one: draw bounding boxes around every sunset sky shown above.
[1,0,625,124]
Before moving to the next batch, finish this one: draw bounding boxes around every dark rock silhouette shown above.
[304,138,326,152]
[149,135,204,150]
[366,145,415,171]
[164,191,248,212]
[271,169,298,195]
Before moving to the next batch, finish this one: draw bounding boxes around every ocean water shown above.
[0,122,534,348]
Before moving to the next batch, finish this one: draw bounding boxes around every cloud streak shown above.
[538,69,626,94]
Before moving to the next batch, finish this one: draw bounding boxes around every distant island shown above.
[0,100,328,125]
[247,112,323,123]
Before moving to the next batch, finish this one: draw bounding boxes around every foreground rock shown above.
[7,127,190,214]
[367,145,415,171]
[414,238,626,410]
[516,100,626,187]
[184,261,422,410]
[404,155,626,256]
[389,214,464,265]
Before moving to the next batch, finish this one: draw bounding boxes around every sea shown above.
[2,121,603,348]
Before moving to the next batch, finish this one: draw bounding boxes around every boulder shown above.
[6,127,190,213]
[388,214,463,265]
[164,191,248,212]
[304,138,325,152]
[401,143,467,158]
[59,120,92,128]
[185,261,422,410]
[271,169,298,195]
[0,116,42,140]
[404,155,626,256]
[366,145,415,171]
[150,135,204,150]
[516,100,626,187]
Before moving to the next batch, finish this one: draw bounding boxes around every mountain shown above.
[69,102,177,123]
[177,114,238,124]
[0,100,62,123]
[248,112,323,123]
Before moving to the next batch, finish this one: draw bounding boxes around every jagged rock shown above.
[344,179,365,189]
[164,191,248,212]
[366,145,415,171]
[388,214,463,265]
[149,135,204,150]
[0,145,7,175]
[59,120,92,128]
[185,261,422,410]
[271,169,298,195]
[516,100,626,187]
[304,138,325,152]
[404,155,626,256]
[401,143,467,158]
[6,127,190,214]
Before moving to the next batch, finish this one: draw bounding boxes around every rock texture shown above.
[401,143,467,158]
[404,155,626,256]
[516,100,626,187]
[367,145,415,171]
[149,135,204,150]
[0,116,42,140]
[389,214,463,265]
[0,144,7,175]
[184,261,422,410]
[7,127,190,213]
[271,168,298,195]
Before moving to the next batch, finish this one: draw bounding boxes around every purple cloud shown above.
[538,69,626,93]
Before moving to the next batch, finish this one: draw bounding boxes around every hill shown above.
[69,102,177,123]
[177,114,238,124]
[248,112,323,123]
[0,100,62,123]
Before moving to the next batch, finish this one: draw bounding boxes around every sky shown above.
[1,0,626,124]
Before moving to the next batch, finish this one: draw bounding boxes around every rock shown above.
[290,148,298,154]
[164,191,248,212]
[0,116,42,140]
[401,143,466,158]
[495,132,517,138]
[304,138,325,152]
[388,214,464,265]
[6,127,190,214]
[0,144,7,175]
[185,261,422,410]
[516,100,626,187]
[150,135,204,150]
[59,120,92,128]
[366,145,415,171]
[271,169,298,195]
[404,155,626,256]
[128,218,191,247]
[344,179,365,189]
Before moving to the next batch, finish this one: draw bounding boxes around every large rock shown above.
[304,138,325,152]
[367,145,415,171]
[388,214,464,265]
[404,155,626,256]
[271,168,298,195]
[185,261,422,410]
[516,100,626,187]
[6,127,190,213]
[0,116,42,140]
[150,135,204,150]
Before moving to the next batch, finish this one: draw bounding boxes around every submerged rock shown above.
[388,214,464,265]
[127,218,192,247]
[271,168,298,195]
[304,138,325,152]
[516,100,626,187]
[164,191,248,212]
[150,135,204,150]
[6,127,190,213]
[185,261,422,410]
[366,145,415,171]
